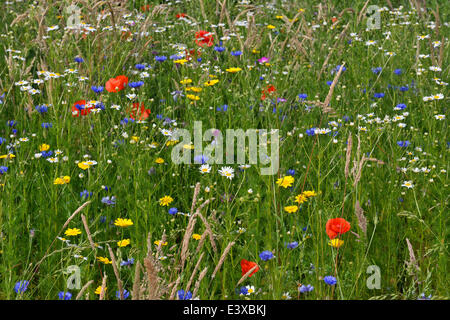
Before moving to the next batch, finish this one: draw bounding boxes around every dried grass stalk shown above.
[99,275,107,300]
[193,267,208,298]
[236,265,259,287]
[345,133,353,179]
[132,261,142,300]
[81,214,96,251]
[185,252,204,293]
[144,255,161,300]
[76,280,93,300]
[107,244,124,300]
[355,200,367,236]
[211,241,235,279]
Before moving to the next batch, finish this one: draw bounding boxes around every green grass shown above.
[0,0,448,300]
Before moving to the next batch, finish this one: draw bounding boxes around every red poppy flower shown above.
[105,75,128,93]
[129,102,151,120]
[141,4,151,12]
[71,100,94,117]
[240,259,259,277]
[195,30,214,47]
[176,13,186,19]
[261,85,276,101]
[326,218,351,239]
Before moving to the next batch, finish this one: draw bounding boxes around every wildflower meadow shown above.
[0,0,448,302]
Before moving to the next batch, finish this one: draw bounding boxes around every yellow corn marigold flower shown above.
[0,154,15,159]
[65,228,82,236]
[204,79,219,86]
[95,286,107,295]
[97,256,112,264]
[78,162,90,170]
[186,86,202,93]
[155,157,164,164]
[186,94,200,101]
[267,24,276,29]
[174,59,188,65]
[192,234,202,240]
[295,194,308,204]
[39,144,50,151]
[159,195,174,206]
[54,177,65,185]
[328,239,344,248]
[117,239,131,247]
[114,218,133,227]
[183,144,195,149]
[284,205,298,213]
[180,79,192,85]
[226,67,242,73]
[63,176,70,183]
[154,240,168,246]
[276,175,294,188]
[302,190,317,198]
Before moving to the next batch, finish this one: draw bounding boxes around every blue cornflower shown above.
[168,207,178,215]
[216,104,228,112]
[41,151,53,158]
[120,118,135,125]
[170,54,183,60]
[397,141,410,148]
[332,65,346,74]
[0,166,8,174]
[58,291,72,300]
[128,81,144,88]
[394,103,407,110]
[373,93,385,98]
[0,137,5,145]
[326,81,333,86]
[298,93,308,100]
[177,289,193,300]
[418,293,432,300]
[7,120,16,127]
[101,196,116,206]
[155,55,167,62]
[214,45,225,53]
[74,57,84,63]
[231,50,242,56]
[259,250,274,261]
[194,154,209,164]
[239,286,248,295]
[80,190,92,199]
[371,67,382,74]
[41,122,52,129]
[399,86,409,92]
[286,241,298,249]
[135,63,146,70]
[116,289,130,300]
[299,284,314,293]
[306,128,316,136]
[323,275,337,285]
[14,280,29,293]
[35,105,48,113]
[91,86,104,93]
[394,68,403,75]
[287,169,295,176]
[120,258,135,266]
[156,114,163,120]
